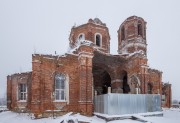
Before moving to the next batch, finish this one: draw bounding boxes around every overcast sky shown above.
[0,0,180,100]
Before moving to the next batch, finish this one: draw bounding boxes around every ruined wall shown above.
[147,69,162,94]
[92,51,147,94]
[92,51,163,96]
[126,56,147,94]
[162,83,172,108]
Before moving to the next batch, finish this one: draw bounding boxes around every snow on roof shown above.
[68,39,93,54]
[118,50,146,58]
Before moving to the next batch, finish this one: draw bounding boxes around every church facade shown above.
[7,16,171,117]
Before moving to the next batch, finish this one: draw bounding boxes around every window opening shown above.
[55,74,66,101]
[138,23,142,36]
[121,26,125,40]
[18,84,27,101]
[147,83,153,94]
[96,34,101,47]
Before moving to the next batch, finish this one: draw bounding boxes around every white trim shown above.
[18,100,27,102]
[78,53,94,59]
[53,100,67,102]
[94,33,102,47]
[66,74,69,104]
[54,73,69,103]
[55,74,65,101]
[17,83,27,101]
[122,42,146,49]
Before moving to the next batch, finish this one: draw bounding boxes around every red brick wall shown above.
[118,16,147,55]
[147,69,162,94]
[7,72,31,111]
[162,83,172,108]
[31,54,80,114]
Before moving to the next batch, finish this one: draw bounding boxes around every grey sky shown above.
[0,0,180,100]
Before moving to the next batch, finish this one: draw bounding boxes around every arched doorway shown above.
[147,83,153,94]
[129,75,141,94]
[121,71,130,94]
[93,66,111,95]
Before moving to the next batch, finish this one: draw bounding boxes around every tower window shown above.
[95,34,101,47]
[138,23,142,36]
[121,26,125,40]
[18,84,27,101]
[78,33,85,41]
[55,74,66,101]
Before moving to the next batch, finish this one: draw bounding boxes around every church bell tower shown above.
[118,16,147,56]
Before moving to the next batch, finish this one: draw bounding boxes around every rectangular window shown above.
[18,84,27,101]
[55,89,65,100]
[55,74,66,101]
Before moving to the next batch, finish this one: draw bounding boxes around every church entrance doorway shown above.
[92,65,111,95]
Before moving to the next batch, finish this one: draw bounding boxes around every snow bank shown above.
[1,109,180,123]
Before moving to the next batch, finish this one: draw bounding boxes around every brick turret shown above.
[69,18,110,54]
[118,16,147,56]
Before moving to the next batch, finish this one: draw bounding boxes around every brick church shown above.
[7,16,171,117]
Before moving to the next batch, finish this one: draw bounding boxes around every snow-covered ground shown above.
[0,109,180,123]
[0,106,7,112]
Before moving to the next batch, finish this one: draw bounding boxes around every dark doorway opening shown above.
[122,71,130,94]
[93,66,111,95]
[147,83,153,94]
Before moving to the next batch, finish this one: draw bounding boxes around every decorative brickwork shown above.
[7,16,172,117]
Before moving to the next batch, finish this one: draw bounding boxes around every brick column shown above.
[138,58,148,94]
[168,84,172,108]
[31,55,42,117]
[78,52,93,115]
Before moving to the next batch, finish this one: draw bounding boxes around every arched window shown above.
[55,74,66,101]
[95,33,101,47]
[121,26,125,40]
[78,33,85,41]
[138,23,143,36]
[147,83,153,94]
